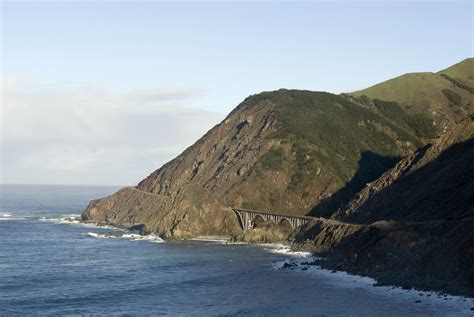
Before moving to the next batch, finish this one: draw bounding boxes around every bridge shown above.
[231,208,314,230]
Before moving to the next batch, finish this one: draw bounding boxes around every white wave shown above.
[39,215,81,224]
[85,232,164,243]
[0,212,26,221]
[263,243,313,258]
[39,215,122,230]
[0,216,26,221]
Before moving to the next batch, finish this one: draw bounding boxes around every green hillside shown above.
[238,90,436,215]
[438,58,474,83]
[353,58,473,128]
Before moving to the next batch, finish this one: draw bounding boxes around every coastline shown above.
[28,213,474,314]
[66,215,474,302]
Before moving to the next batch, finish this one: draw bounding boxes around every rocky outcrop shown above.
[82,98,279,238]
[82,187,241,239]
[233,220,294,243]
[292,218,363,252]
[302,219,474,297]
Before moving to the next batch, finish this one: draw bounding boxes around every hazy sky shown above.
[1,0,472,185]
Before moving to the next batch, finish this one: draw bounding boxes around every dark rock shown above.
[281,262,297,269]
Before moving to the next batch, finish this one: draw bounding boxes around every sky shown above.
[1,0,473,185]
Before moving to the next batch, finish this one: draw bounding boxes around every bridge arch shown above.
[251,214,266,228]
[231,208,313,231]
[277,217,293,230]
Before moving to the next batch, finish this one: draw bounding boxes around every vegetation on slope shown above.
[353,58,473,128]
[239,90,437,216]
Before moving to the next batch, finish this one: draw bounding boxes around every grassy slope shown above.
[439,58,474,83]
[352,58,473,128]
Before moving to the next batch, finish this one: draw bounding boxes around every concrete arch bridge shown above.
[231,208,313,230]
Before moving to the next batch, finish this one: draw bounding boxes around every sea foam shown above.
[263,243,313,258]
[0,212,26,221]
[39,215,122,230]
[85,232,164,243]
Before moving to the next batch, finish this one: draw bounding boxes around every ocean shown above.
[0,184,472,316]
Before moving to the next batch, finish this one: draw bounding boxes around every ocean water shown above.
[0,184,472,316]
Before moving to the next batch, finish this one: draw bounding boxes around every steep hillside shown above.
[352,58,473,129]
[292,117,474,296]
[333,116,474,224]
[83,89,434,237]
[439,58,474,84]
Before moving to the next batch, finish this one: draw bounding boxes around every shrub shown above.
[442,89,461,106]
[260,147,285,171]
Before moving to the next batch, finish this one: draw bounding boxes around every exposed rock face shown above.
[292,218,363,252]
[82,187,241,239]
[304,219,474,297]
[82,99,278,238]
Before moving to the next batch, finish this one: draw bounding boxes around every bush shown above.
[442,89,461,106]
[260,147,285,171]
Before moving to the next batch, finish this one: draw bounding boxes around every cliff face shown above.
[294,117,474,296]
[299,219,474,297]
[82,89,433,238]
[82,98,278,238]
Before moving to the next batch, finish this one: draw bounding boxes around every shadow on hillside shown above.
[308,151,399,218]
[342,137,474,223]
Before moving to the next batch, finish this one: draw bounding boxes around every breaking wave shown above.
[85,232,164,243]
[39,215,121,230]
[39,215,81,224]
[0,212,26,221]
[263,243,313,258]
